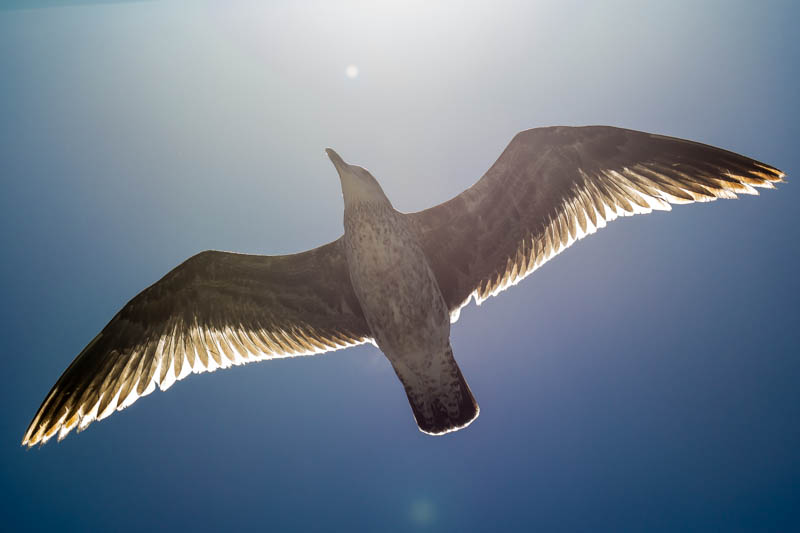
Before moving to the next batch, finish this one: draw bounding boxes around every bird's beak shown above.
[325,148,348,174]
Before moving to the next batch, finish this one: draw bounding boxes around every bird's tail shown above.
[391,343,479,435]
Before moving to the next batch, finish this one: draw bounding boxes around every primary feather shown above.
[412,126,784,317]
[23,243,370,446]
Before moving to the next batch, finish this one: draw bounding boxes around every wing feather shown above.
[410,126,784,317]
[23,238,370,447]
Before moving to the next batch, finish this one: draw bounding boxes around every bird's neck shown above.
[341,188,391,210]
[339,172,391,210]
[344,201,397,229]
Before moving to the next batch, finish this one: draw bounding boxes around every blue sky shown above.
[2,1,798,531]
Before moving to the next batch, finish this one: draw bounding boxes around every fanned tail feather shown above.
[392,344,479,435]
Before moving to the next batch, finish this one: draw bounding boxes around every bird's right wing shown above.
[23,238,370,447]
[410,126,785,319]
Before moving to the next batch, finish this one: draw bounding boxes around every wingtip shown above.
[21,429,39,448]
[418,404,481,436]
[753,162,786,182]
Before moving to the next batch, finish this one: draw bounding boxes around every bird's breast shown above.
[343,204,450,356]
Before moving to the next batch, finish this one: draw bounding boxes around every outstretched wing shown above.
[23,238,370,447]
[410,126,785,318]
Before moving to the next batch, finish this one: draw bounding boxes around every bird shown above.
[22,125,785,446]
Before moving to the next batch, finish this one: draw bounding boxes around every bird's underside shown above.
[23,125,785,447]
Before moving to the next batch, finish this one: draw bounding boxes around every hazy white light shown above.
[345,64,359,78]
[410,499,435,526]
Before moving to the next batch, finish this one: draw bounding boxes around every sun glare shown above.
[345,64,359,78]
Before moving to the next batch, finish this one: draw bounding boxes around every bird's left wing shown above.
[410,126,785,319]
[23,238,370,446]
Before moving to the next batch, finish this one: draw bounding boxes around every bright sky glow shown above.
[2,1,798,531]
[410,499,435,526]
[345,64,359,78]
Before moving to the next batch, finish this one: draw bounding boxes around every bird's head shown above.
[326,148,390,208]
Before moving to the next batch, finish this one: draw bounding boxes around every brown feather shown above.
[23,240,371,446]
[410,126,784,314]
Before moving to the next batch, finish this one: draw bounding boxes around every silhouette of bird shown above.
[23,126,785,446]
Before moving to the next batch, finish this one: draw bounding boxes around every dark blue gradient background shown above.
[2,2,798,531]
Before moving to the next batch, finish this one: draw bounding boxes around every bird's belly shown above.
[362,266,448,354]
[345,223,449,356]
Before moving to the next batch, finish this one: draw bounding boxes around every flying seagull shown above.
[23,125,785,446]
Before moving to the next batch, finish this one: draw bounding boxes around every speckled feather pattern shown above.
[343,202,478,433]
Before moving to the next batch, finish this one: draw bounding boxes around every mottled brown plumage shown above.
[23,126,784,446]
[343,201,478,434]
[412,126,784,314]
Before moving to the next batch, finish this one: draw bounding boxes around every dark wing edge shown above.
[410,126,785,321]
[23,238,370,447]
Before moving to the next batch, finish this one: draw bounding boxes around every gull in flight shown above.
[23,126,785,446]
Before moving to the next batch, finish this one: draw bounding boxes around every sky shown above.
[1,1,798,531]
